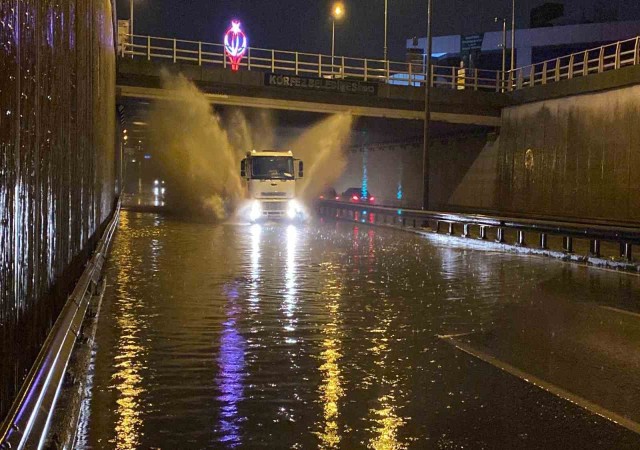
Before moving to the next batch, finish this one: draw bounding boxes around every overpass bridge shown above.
[116,33,510,125]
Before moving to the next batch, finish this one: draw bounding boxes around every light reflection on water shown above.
[84,214,640,449]
[315,269,344,449]
[111,213,147,450]
[216,282,246,448]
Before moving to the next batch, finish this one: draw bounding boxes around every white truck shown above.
[240,150,304,221]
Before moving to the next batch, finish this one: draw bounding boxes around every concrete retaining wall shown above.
[498,84,640,222]
[0,0,116,419]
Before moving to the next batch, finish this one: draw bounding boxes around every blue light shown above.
[144,154,152,160]
[362,211,367,215]
[362,147,369,199]
[397,209,403,215]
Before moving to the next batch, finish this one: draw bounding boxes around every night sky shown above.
[121,0,640,61]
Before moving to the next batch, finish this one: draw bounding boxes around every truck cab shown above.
[241,150,304,221]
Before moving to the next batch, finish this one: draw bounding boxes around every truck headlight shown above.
[249,201,262,222]
[287,200,301,219]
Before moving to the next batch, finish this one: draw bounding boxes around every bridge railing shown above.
[121,34,506,92]
[509,36,640,90]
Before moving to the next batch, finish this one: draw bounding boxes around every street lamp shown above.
[331,2,345,74]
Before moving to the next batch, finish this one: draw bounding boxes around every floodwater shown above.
[79,211,640,449]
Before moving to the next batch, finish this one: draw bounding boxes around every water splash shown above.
[147,72,246,219]
[287,113,354,201]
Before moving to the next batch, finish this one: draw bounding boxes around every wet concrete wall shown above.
[0,0,116,419]
[337,132,492,210]
[498,86,640,222]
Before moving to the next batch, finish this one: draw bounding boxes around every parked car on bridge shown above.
[341,187,376,204]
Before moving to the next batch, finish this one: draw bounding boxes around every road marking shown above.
[599,305,640,319]
[441,335,640,435]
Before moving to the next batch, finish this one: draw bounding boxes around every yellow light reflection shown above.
[316,270,345,449]
[111,212,147,450]
[284,225,298,330]
[250,224,261,308]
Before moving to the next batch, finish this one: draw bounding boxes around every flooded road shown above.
[80,211,640,449]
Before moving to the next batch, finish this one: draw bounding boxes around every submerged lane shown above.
[81,211,640,449]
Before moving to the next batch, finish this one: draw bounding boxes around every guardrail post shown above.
[463,224,470,238]
[583,50,589,76]
[568,55,574,79]
[615,42,622,69]
[364,59,369,81]
[318,54,322,77]
[409,63,413,86]
[496,71,500,92]
[295,52,299,75]
[247,48,251,70]
[198,42,202,66]
[620,242,633,262]
[448,223,455,236]
[272,50,275,72]
[385,60,390,83]
[590,239,601,258]
[539,233,548,249]
[479,226,487,240]
[516,230,526,247]
[147,35,151,60]
[451,67,456,89]
[563,236,574,253]
[529,65,535,87]
[635,37,640,65]
[598,47,605,73]
[517,70,524,89]
[542,61,548,84]
[555,62,560,82]
[473,69,478,91]
[496,227,505,243]
[173,38,177,63]
[342,56,345,78]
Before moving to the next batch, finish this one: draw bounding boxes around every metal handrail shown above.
[509,36,640,90]
[120,33,506,92]
[120,33,640,93]
[319,201,640,262]
[0,203,121,450]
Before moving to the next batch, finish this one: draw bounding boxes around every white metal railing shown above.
[120,34,640,93]
[508,36,640,90]
[119,34,507,92]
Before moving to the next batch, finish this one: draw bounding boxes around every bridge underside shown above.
[116,59,508,127]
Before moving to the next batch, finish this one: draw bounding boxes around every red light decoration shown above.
[224,20,248,71]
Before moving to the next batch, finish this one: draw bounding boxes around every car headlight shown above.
[287,200,301,219]
[249,201,262,222]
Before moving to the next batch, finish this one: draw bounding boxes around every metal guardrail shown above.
[0,203,120,450]
[509,36,640,90]
[120,34,506,92]
[120,34,640,93]
[319,201,640,262]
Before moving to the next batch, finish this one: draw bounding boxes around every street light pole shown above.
[332,19,335,73]
[130,0,134,36]
[510,0,516,73]
[422,0,433,210]
[384,0,388,61]
[331,3,345,76]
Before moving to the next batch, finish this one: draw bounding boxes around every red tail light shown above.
[369,197,375,202]
[352,195,359,201]
[320,195,325,199]
[335,196,340,200]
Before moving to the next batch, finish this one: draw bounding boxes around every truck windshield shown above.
[251,156,294,180]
